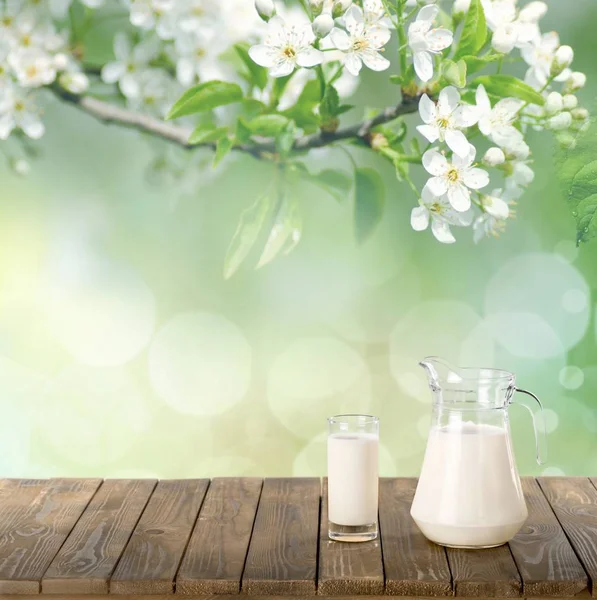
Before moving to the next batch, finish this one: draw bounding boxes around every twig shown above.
[50,85,421,157]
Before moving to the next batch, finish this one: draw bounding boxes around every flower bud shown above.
[566,71,586,91]
[312,13,334,37]
[255,0,275,21]
[332,0,351,18]
[310,0,324,16]
[518,1,547,23]
[453,0,471,12]
[544,91,563,114]
[562,94,578,110]
[504,138,530,161]
[483,147,506,166]
[53,52,69,70]
[370,132,389,150]
[59,72,89,94]
[571,107,589,121]
[551,45,574,76]
[548,111,572,130]
[11,158,30,176]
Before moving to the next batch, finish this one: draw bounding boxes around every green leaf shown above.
[276,121,297,157]
[271,74,293,107]
[556,117,597,243]
[462,54,501,74]
[282,79,320,132]
[166,81,243,120]
[257,195,303,268]
[312,168,353,202]
[235,118,252,144]
[470,74,545,105]
[188,124,228,145]
[354,168,385,244]
[320,85,340,121]
[247,114,290,136]
[213,136,233,167]
[234,43,268,90]
[223,192,273,279]
[441,58,467,88]
[454,0,487,60]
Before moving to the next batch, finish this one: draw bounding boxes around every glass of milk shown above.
[411,356,547,549]
[327,414,379,542]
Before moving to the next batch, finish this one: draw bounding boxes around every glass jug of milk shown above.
[411,356,546,549]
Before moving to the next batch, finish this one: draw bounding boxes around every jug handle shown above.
[513,387,547,465]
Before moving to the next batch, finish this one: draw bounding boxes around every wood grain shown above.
[42,479,156,594]
[176,478,262,595]
[447,545,521,597]
[538,477,597,597]
[242,478,320,595]
[378,478,451,596]
[318,479,383,595]
[509,478,588,596]
[110,479,209,595]
[0,478,101,594]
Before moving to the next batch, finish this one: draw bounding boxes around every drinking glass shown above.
[327,414,379,542]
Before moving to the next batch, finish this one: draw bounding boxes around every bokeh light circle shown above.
[553,240,578,263]
[39,365,151,467]
[485,252,589,355]
[268,337,371,441]
[561,288,588,314]
[559,366,584,390]
[48,259,155,366]
[149,312,252,416]
[542,408,560,434]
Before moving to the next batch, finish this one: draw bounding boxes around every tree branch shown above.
[50,85,421,157]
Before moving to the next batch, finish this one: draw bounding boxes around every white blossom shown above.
[0,83,44,139]
[552,44,574,76]
[422,144,489,212]
[417,87,478,158]
[562,94,578,110]
[255,0,276,22]
[411,183,472,244]
[8,48,56,87]
[544,91,563,114]
[58,71,89,94]
[522,31,566,87]
[453,0,471,14]
[408,5,453,82]
[476,84,524,147]
[483,0,539,54]
[548,111,572,130]
[566,71,586,92]
[329,5,390,76]
[101,33,160,98]
[173,31,229,86]
[505,161,534,197]
[128,0,175,37]
[483,147,506,166]
[249,16,323,77]
[126,68,178,118]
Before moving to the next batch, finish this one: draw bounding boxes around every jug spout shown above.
[419,356,464,390]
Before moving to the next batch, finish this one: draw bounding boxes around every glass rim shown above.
[327,413,379,425]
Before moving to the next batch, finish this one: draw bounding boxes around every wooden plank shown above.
[110,479,209,595]
[42,479,156,594]
[242,478,320,595]
[378,478,451,596]
[176,478,262,595]
[0,478,101,594]
[318,478,383,595]
[538,477,597,597]
[509,478,588,597]
[447,545,521,597]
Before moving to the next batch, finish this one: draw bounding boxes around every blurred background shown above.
[1,0,596,479]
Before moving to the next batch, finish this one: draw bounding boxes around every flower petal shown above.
[422,149,448,176]
[343,53,363,76]
[367,24,391,48]
[427,176,449,197]
[453,104,479,127]
[425,27,453,52]
[417,4,438,22]
[417,124,440,143]
[413,50,433,81]
[418,94,437,123]
[447,183,471,212]
[445,129,470,158]
[475,84,491,114]
[101,61,124,83]
[484,194,510,219]
[411,206,430,231]
[296,46,324,67]
[463,166,489,190]
[114,32,130,61]
[542,31,560,52]
[361,49,390,71]
[438,86,459,116]
[20,114,44,139]
[330,28,351,51]
[431,219,456,243]
[249,44,277,67]
[270,59,295,77]
[452,143,475,167]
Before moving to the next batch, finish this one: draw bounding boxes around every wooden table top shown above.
[0,477,595,599]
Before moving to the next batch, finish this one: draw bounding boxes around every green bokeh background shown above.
[1,0,597,479]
